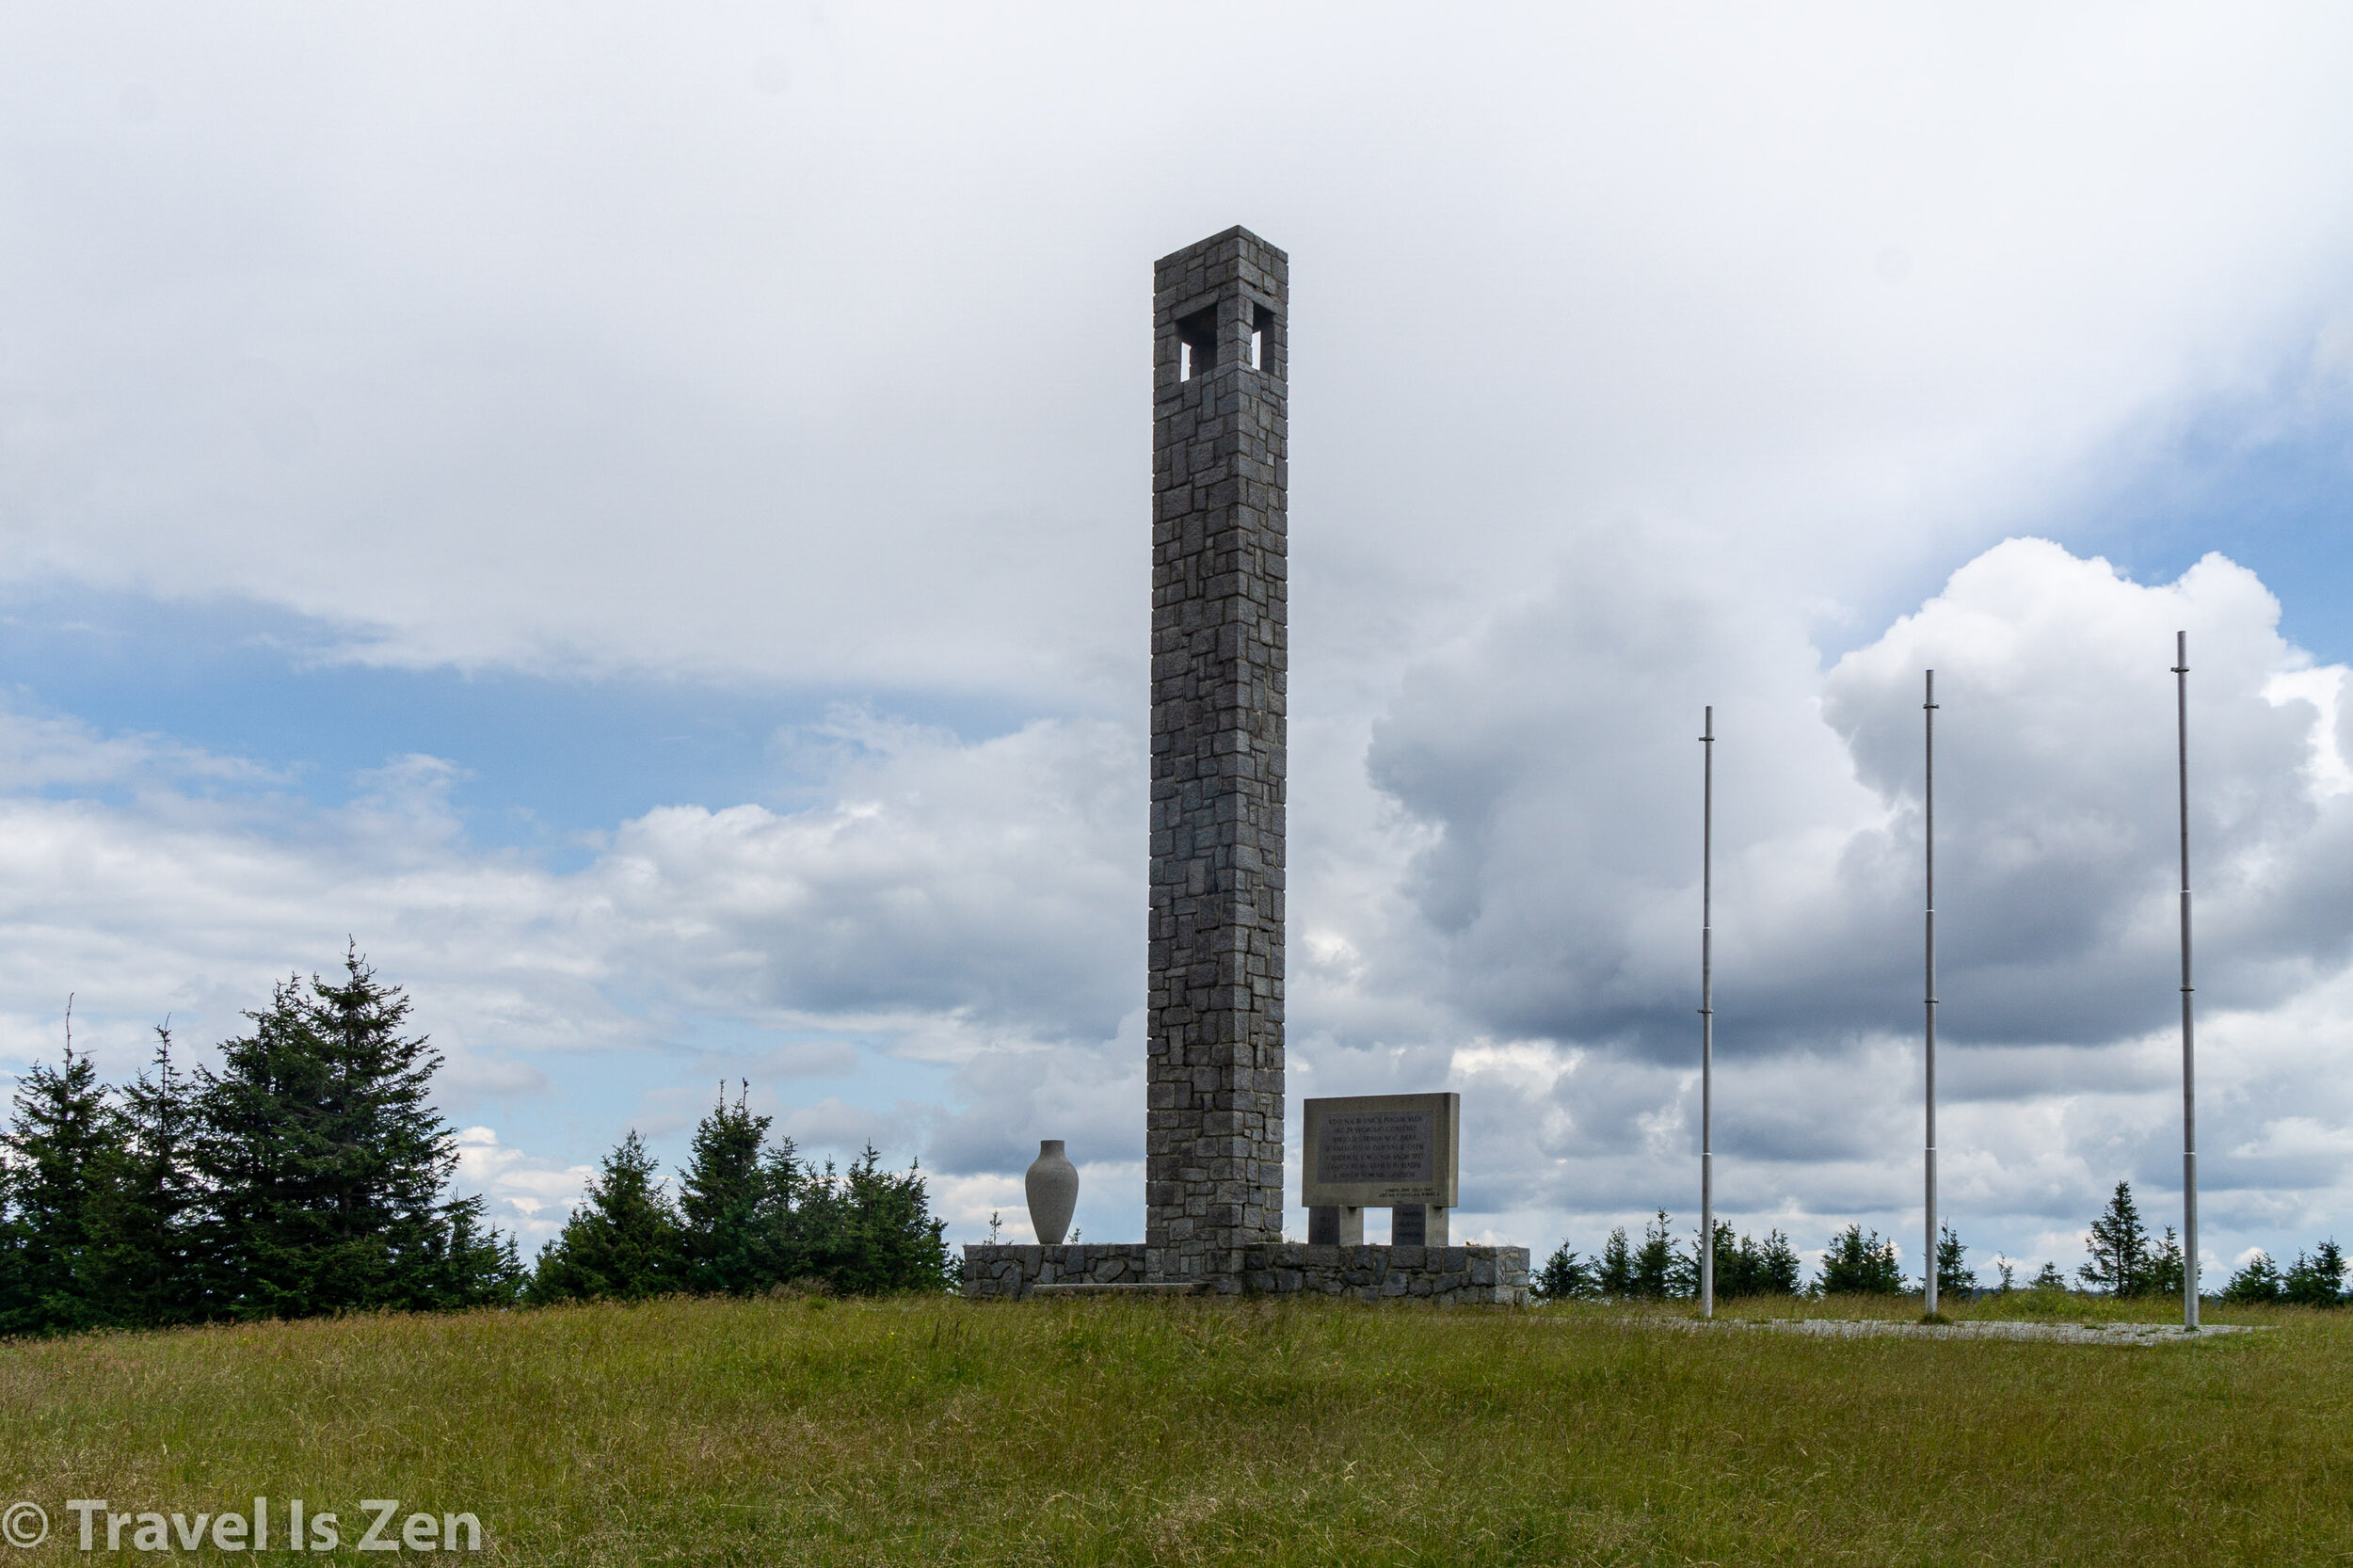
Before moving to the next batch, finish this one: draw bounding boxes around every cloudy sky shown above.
[7,4,2353,1285]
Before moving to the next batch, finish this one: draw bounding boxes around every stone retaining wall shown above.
[963,1244,1149,1300]
[1245,1243,1529,1304]
[962,1242,1529,1304]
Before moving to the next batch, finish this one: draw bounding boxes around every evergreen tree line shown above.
[0,955,953,1340]
[1533,1213,1810,1302]
[524,1086,952,1303]
[1532,1180,2352,1304]
[0,955,520,1336]
[1535,1214,1996,1303]
[2070,1180,2347,1304]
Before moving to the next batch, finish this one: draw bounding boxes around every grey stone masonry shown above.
[964,1244,1150,1300]
[963,1243,1529,1305]
[1244,1244,1530,1305]
[1147,227,1289,1289]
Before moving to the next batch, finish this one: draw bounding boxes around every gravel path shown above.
[1719,1317,2260,1345]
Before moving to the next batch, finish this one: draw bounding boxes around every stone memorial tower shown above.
[958,230,1526,1304]
[1145,226,1289,1288]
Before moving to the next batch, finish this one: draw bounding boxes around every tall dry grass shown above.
[0,1292,2341,1564]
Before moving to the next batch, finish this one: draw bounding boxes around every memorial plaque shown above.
[1301,1093,1459,1208]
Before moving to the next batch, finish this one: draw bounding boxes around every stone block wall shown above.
[1146,225,1290,1289]
[1244,1243,1531,1304]
[962,1242,1530,1305]
[963,1244,1150,1301]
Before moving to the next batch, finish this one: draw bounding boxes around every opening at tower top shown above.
[1176,299,1280,380]
[1176,306,1216,381]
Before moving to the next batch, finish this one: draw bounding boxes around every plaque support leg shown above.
[1390,1206,1448,1247]
[1307,1206,1362,1245]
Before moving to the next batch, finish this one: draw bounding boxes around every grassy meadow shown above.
[0,1291,2345,1565]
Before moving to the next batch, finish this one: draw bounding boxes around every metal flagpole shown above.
[1700,707,1715,1320]
[2175,632,2200,1330]
[1924,670,1939,1318]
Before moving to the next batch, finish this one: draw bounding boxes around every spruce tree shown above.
[193,951,484,1319]
[2147,1225,2185,1300]
[0,1174,19,1329]
[1632,1210,1685,1300]
[1713,1224,1798,1289]
[526,1130,684,1302]
[88,1027,201,1326]
[1596,1226,1634,1300]
[1700,1219,1740,1296]
[2222,1250,2284,1304]
[2078,1181,2152,1296]
[1754,1230,1803,1295]
[795,1145,952,1296]
[1714,1226,1803,1298]
[411,1196,526,1310]
[1534,1243,1594,1301]
[2283,1240,2347,1306]
[759,1135,815,1283]
[678,1083,781,1296]
[1933,1224,1977,1297]
[533,1094,952,1302]
[0,1037,122,1336]
[1816,1224,1903,1295]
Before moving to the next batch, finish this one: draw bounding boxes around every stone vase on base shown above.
[1025,1139,1080,1245]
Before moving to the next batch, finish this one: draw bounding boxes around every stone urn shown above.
[1024,1139,1080,1245]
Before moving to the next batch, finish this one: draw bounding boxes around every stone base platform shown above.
[1244,1242,1530,1304]
[961,1242,1529,1304]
